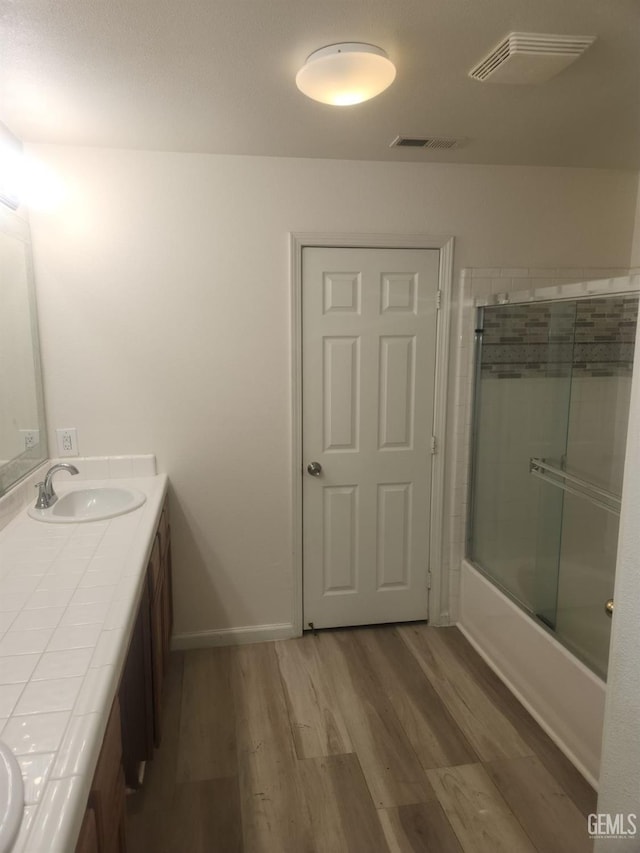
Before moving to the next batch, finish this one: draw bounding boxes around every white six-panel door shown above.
[302,247,440,629]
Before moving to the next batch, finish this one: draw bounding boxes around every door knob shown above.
[307,462,322,477]
[605,599,614,617]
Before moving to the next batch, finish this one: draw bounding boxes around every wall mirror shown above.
[0,205,48,494]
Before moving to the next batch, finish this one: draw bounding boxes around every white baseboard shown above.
[171,622,299,650]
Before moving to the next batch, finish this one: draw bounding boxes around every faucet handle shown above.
[34,482,49,510]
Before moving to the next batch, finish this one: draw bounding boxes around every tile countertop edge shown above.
[6,472,169,853]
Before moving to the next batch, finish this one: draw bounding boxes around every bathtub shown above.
[458,559,606,787]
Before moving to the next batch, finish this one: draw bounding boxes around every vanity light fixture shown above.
[296,43,396,106]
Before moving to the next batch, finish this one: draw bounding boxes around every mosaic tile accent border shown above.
[480,296,638,379]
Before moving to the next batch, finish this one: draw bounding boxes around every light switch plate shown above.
[56,428,79,457]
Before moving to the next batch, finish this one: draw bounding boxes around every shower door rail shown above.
[529,458,621,516]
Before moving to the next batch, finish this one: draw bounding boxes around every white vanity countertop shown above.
[0,473,168,853]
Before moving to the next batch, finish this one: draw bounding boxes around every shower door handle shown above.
[605,599,614,617]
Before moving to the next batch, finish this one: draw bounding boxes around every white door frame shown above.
[290,232,455,635]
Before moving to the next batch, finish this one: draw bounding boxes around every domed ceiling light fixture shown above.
[296,43,396,106]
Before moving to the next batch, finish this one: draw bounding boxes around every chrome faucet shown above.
[34,463,79,509]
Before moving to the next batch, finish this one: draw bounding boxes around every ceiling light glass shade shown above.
[296,43,396,106]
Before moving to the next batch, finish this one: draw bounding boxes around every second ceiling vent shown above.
[469,32,596,84]
[390,136,464,150]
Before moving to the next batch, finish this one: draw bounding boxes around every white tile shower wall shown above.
[447,268,637,623]
[0,456,157,535]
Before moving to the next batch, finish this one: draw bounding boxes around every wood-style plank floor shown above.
[126,625,596,853]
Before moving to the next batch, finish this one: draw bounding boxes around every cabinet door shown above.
[120,580,154,788]
[160,544,172,669]
[147,535,161,600]
[75,807,99,853]
[148,500,173,748]
[149,534,165,748]
[150,581,165,747]
[158,504,170,563]
[102,778,127,853]
[91,698,127,853]
[159,500,173,655]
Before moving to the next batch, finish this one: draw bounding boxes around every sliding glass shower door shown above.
[469,294,638,679]
[552,296,635,676]
[470,302,575,617]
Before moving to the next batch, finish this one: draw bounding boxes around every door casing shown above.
[290,232,455,635]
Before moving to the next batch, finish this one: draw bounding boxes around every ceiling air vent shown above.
[390,136,464,150]
[469,32,596,84]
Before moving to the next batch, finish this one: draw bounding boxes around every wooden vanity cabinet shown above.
[119,580,154,788]
[74,807,99,853]
[120,496,172,777]
[80,697,127,853]
[149,500,172,747]
[75,495,173,852]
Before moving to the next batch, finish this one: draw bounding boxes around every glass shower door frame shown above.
[466,291,636,679]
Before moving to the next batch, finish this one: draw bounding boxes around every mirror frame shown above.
[0,205,48,495]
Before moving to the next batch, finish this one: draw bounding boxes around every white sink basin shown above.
[28,487,146,523]
[0,741,23,853]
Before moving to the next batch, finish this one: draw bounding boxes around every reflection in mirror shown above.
[0,205,48,494]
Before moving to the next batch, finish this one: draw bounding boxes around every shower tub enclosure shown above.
[460,280,638,787]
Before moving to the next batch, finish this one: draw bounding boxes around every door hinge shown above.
[430,435,437,455]
[436,290,442,310]
[427,571,432,590]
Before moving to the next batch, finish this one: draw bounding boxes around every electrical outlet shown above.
[20,429,40,450]
[56,427,79,457]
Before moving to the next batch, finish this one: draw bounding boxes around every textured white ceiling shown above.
[2,0,639,167]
